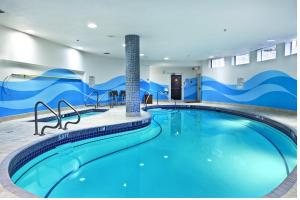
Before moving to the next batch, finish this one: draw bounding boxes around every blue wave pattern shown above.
[0,69,169,117]
[202,70,297,111]
[148,81,168,100]
[2,68,293,117]
[184,77,198,101]
[0,69,89,117]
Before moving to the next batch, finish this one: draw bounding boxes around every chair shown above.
[109,90,118,107]
[119,90,126,105]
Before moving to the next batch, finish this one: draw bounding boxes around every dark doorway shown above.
[171,74,182,100]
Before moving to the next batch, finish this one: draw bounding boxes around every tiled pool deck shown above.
[0,102,297,198]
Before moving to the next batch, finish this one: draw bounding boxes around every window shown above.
[232,53,250,66]
[257,46,276,62]
[210,58,225,68]
[285,39,297,56]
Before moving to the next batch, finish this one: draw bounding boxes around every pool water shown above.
[12,109,297,198]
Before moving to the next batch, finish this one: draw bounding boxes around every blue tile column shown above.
[125,35,140,117]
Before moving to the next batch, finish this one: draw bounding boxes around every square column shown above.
[125,35,140,117]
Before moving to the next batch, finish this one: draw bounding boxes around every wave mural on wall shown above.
[202,70,297,111]
[0,69,169,117]
[184,77,198,101]
[0,69,88,117]
[0,68,296,117]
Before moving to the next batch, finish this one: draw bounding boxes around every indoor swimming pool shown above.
[10,108,297,198]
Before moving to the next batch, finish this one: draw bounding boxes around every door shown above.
[171,74,182,100]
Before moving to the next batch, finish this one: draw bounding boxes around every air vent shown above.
[104,52,110,55]
[0,9,5,13]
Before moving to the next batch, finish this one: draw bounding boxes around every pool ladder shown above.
[58,100,81,130]
[34,100,81,136]
[85,89,99,108]
[85,89,112,108]
[144,91,152,109]
[144,90,177,109]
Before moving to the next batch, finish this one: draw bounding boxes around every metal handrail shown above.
[98,90,110,104]
[34,101,61,136]
[58,99,81,130]
[158,91,177,105]
[85,89,99,108]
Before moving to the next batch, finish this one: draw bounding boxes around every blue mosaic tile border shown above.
[143,105,297,144]
[8,117,151,177]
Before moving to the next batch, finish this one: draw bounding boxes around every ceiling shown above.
[0,0,297,64]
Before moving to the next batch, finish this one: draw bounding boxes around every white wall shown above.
[200,42,297,83]
[0,25,149,84]
[0,24,296,102]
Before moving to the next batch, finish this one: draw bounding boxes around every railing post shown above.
[34,103,39,135]
[57,99,81,130]
[34,101,60,136]
[96,91,99,108]
[58,102,63,129]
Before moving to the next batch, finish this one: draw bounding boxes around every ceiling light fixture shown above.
[122,43,126,47]
[87,22,97,29]
[163,57,169,60]
[267,39,275,42]
[76,47,83,50]
[208,56,214,59]
[140,53,145,57]
[25,30,35,34]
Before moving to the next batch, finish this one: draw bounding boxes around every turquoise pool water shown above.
[12,109,297,197]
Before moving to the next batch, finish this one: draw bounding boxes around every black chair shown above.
[119,90,126,105]
[109,90,118,107]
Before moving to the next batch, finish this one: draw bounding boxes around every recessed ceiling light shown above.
[122,43,126,47]
[163,57,169,60]
[25,30,35,34]
[267,39,276,42]
[208,56,214,59]
[140,53,145,56]
[87,22,97,29]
